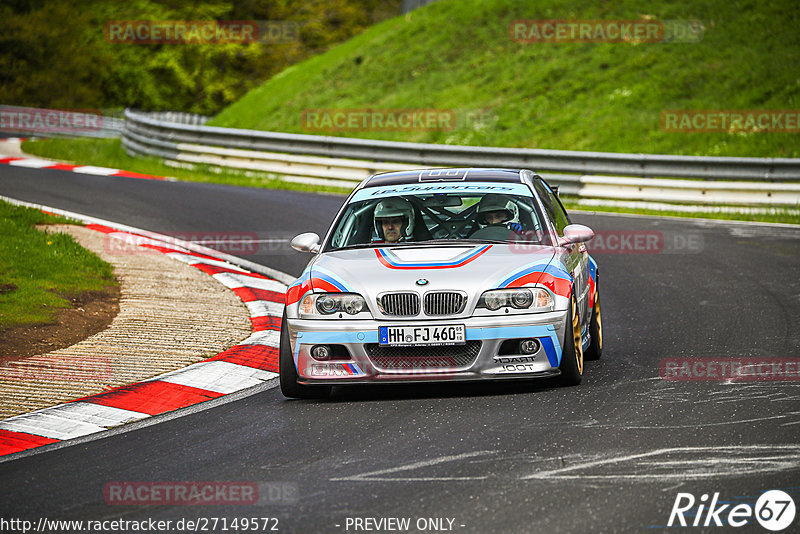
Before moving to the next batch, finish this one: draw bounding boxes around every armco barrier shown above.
[122,109,800,204]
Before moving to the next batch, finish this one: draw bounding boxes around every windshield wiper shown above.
[412,238,518,245]
[330,243,382,251]
[332,242,430,251]
[331,238,542,251]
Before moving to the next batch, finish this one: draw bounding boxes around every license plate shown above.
[379,324,465,346]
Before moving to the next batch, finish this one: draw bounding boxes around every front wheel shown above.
[279,311,331,399]
[558,293,584,386]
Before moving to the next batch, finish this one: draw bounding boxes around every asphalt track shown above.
[1,165,799,533]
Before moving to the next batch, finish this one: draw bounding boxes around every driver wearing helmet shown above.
[373,197,415,243]
[475,194,523,233]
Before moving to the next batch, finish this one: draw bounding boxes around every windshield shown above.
[325,184,552,251]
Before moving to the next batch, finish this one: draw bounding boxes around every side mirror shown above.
[291,232,321,253]
[558,224,594,247]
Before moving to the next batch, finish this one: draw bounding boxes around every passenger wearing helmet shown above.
[373,197,415,243]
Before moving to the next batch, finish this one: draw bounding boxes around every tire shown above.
[584,282,603,361]
[558,293,584,386]
[279,311,331,399]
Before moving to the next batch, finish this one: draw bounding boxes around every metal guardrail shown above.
[123,109,800,181]
[122,109,800,205]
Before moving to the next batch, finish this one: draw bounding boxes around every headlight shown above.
[477,288,552,311]
[300,293,367,316]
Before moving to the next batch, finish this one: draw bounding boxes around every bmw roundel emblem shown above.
[416,278,429,286]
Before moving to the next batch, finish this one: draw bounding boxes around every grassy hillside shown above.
[210,0,800,157]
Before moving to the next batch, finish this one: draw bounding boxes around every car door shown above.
[534,178,590,325]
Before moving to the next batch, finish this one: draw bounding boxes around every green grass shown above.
[561,198,800,225]
[210,0,800,158]
[21,138,353,195]
[0,201,117,328]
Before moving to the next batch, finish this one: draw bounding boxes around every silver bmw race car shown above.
[280,168,602,398]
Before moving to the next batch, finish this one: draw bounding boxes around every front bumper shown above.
[287,312,569,385]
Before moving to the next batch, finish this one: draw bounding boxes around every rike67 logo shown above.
[668,490,796,531]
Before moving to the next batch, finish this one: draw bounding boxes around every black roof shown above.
[362,168,525,188]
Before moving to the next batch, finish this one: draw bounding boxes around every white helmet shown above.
[477,194,517,225]
[374,197,415,239]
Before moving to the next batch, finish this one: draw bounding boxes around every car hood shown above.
[307,244,560,305]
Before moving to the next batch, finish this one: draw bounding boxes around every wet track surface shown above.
[1,166,799,532]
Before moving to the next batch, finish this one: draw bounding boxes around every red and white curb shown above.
[0,155,164,180]
[0,138,164,180]
[0,199,290,458]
